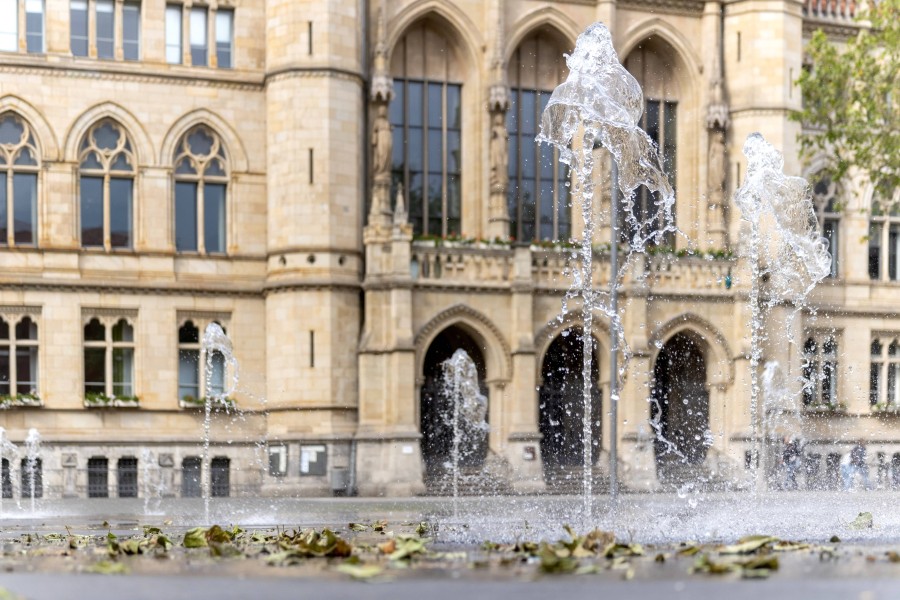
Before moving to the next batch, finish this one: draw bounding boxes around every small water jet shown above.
[200,323,239,524]
[734,133,831,490]
[24,428,40,514]
[440,349,489,517]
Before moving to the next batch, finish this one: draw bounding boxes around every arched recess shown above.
[385,0,482,71]
[504,7,579,63]
[414,303,511,385]
[534,311,610,380]
[160,109,249,173]
[651,331,710,477]
[648,312,733,386]
[64,102,153,166]
[617,19,703,81]
[0,95,58,160]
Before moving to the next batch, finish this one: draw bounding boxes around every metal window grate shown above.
[1,459,11,499]
[182,457,201,497]
[20,458,42,498]
[117,457,138,498]
[87,457,109,498]
[211,457,230,497]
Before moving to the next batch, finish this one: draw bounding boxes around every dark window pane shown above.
[521,136,535,178]
[407,126,423,172]
[178,349,199,400]
[84,318,104,341]
[890,224,899,281]
[389,82,404,125]
[215,9,232,69]
[2,459,11,499]
[179,321,199,343]
[175,182,198,251]
[81,151,102,170]
[112,347,133,396]
[427,129,442,174]
[117,457,138,497]
[0,116,23,146]
[447,175,460,221]
[823,218,839,277]
[427,83,442,129]
[645,100,660,144]
[446,85,461,129]
[520,91,535,136]
[15,346,37,394]
[80,176,103,247]
[407,82,423,127]
[15,317,36,340]
[871,363,881,405]
[95,0,114,59]
[84,347,105,394]
[204,183,226,253]
[190,6,208,66]
[0,345,9,395]
[123,2,140,61]
[539,141,553,180]
[25,1,44,53]
[111,319,132,342]
[70,0,88,56]
[447,130,460,174]
[540,180,554,240]
[92,121,120,150]
[869,223,882,279]
[109,178,132,248]
[0,173,7,243]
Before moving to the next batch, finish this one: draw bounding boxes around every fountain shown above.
[440,349,489,517]
[200,323,239,524]
[734,133,831,490]
[537,22,678,520]
[24,428,40,514]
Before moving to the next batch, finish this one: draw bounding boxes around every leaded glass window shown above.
[79,120,135,250]
[0,112,38,247]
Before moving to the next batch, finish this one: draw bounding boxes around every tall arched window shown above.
[390,20,462,237]
[173,125,228,254]
[624,41,679,246]
[79,119,135,249]
[507,30,570,242]
[0,112,39,247]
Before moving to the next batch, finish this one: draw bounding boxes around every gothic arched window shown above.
[390,20,462,237]
[79,119,135,249]
[0,112,39,246]
[507,30,570,242]
[624,41,679,246]
[173,125,228,254]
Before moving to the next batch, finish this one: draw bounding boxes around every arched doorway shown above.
[651,332,709,480]
[539,328,601,485]
[420,325,489,481]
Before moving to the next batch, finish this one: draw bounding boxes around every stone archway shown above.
[420,325,488,482]
[539,327,601,486]
[651,332,709,481]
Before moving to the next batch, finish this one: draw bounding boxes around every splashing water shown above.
[201,323,239,524]
[24,428,40,514]
[441,349,489,518]
[538,22,677,522]
[734,133,831,490]
[0,428,18,515]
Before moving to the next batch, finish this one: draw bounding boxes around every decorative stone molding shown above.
[619,0,705,17]
[80,307,139,319]
[0,305,41,315]
[647,311,734,384]
[414,303,512,379]
[176,310,232,323]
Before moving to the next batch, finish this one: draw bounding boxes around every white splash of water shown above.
[24,428,40,514]
[441,349,489,517]
[538,22,678,520]
[735,133,831,490]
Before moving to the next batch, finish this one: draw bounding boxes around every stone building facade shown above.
[0,0,892,499]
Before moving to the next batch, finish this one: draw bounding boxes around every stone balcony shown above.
[409,241,735,297]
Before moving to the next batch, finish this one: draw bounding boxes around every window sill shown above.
[871,404,900,415]
[84,394,140,409]
[0,394,43,409]
[803,403,847,414]
[179,396,235,411]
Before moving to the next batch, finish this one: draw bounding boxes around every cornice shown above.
[619,0,705,16]
[0,280,262,298]
[802,19,860,40]
[0,305,41,314]
[0,60,265,91]
[264,66,365,86]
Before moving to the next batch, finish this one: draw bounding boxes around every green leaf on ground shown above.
[538,543,578,574]
[348,523,369,532]
[88,560,129,575]
[335,563,384,580]
[183,527,209,548]
[718,535,778,555]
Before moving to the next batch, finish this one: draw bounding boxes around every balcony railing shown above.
[803,0,857,20]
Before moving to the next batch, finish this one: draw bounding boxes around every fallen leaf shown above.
[335,563,384,580]
[87,560,129,575]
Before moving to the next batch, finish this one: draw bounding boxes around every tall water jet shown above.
[201,323,239,523]
[734,133,830,490]
[441,349,488,518]
[538,22,677,520]
[0,428,18,515]
[24,428,40,514]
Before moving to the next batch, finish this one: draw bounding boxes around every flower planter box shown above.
[0,394,43,409]
[84,394,140,408]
